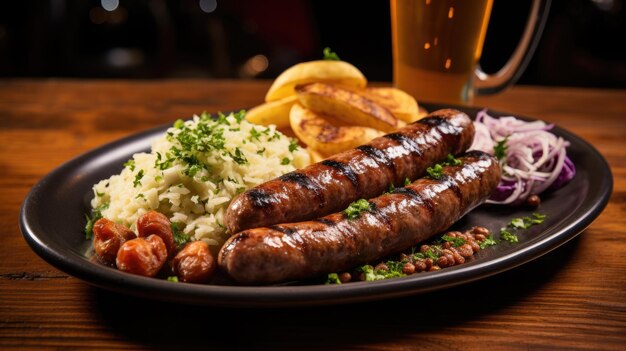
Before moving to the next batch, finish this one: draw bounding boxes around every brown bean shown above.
[470,226,490,236]
[453,252,465,265]
[93,218,135,265]
[374,262,389,272]
[458,244,474,258]
[429,265,441,272]
[338,272,352,283]
[469,240,481,253]
[445,253,455,266]
[437,256,449,268]
[402,262,416,275]
[116,235,167,277]
[414,260,427,272]
[527,194,541,207]
[136,211,176,255]
[172,241,216,283]
[475,234,486,241]
[424,258,433,270]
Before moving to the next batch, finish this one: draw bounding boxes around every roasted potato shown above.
[266,60,367,102]
[290,103,384,157]
[364,87,421,123]
[295,83,400,133]
[245,95,297,129]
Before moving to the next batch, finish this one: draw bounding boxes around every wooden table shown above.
[1,80,624,350]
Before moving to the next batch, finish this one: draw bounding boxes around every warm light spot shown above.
[445,58,452,69]
[448,7,454,19]
[425,0,431,4]
[89,7,107,24]
[424,42,431,50]
[434,37,438,46]
[239,54,269,77]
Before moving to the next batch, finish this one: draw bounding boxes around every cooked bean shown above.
[457,244,474,258]
[116,235,168,277]
[402,262,416,275]
[338,272,352,283]
[172,241,216,283]
[136,211,176,255]
[375,262,389,272]
[437,256,449,268]
[527,194,541,207]
[470,226,490,236]
[93,218,135,265]
[414,260,427,272]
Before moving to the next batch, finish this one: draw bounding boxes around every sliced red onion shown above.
[470,110,576,205]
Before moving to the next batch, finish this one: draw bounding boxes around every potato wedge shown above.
[266,60,367,102]
[364,87,421,123]
[290,103,384,157]
[245,95,297,128]
[295,83,400,133]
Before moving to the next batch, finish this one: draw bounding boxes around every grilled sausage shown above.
[225,109,475,234]
[219,151,500,284]
[136,211,176,255]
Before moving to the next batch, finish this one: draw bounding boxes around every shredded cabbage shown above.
[470,110,576,205]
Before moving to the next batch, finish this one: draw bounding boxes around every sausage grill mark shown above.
[356,145,395,170]
[383,133,424,157]
[247,189,275,208]
[416,115,447,127]
[321,160,360,190]
[279,172,326,206]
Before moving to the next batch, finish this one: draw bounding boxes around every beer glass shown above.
[391,0,551,105]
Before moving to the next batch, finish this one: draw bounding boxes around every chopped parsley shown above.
[479,235,497,249]
[171,222,192,248]
[84,203,108,240]
[256,147,266,155]
[123,159,136,171]
[500,228,518,243]
[289,138,300,152]
[325,273,342,285]
[404,177,411,186]
[426,164,444,179]
[343,199,372,220]
[323,47,340,61]
[133,170,145,187]
[173,119,185,129]
[167,276,179,282]
[501,212,547,242]
[494,137,509,161]
[442,234,466,247]
[281,157,291,165]
[443,153,462,166]
[229,147,248,165]
[249,127,262,141]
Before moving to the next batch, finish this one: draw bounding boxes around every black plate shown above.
[20,105,612,307]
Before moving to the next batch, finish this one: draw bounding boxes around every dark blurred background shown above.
[0,0,624,88]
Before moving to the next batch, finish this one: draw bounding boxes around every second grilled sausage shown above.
[219,151,501,284]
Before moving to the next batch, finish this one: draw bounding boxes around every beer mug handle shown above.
[474,0,552,94]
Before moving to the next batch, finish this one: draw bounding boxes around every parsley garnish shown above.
[173,119,185,129]
[494,137,509,161]
[500,228,518,243]
[249,127,261,141]
[234,110,246,123]
[479,235,497,249]
[171,222,192,248]
[325,273,342,285]
[133,170,144,187]
[123,159,136,171]
[289,138,300,152]
[404,177,411,186]
[443,153,462,166]
[343,199,372,220]
[256,147,266,155]
[281,157,291,165]
[167,276,179,282]
[323,47,340,61]
[84,203,108,240]
[426,164,444,179]
[229,147,248,165]
[442,234,466,247]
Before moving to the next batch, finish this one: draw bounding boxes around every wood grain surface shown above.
[1,79,625,350]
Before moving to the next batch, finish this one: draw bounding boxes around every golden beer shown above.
[391,0,494,104]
